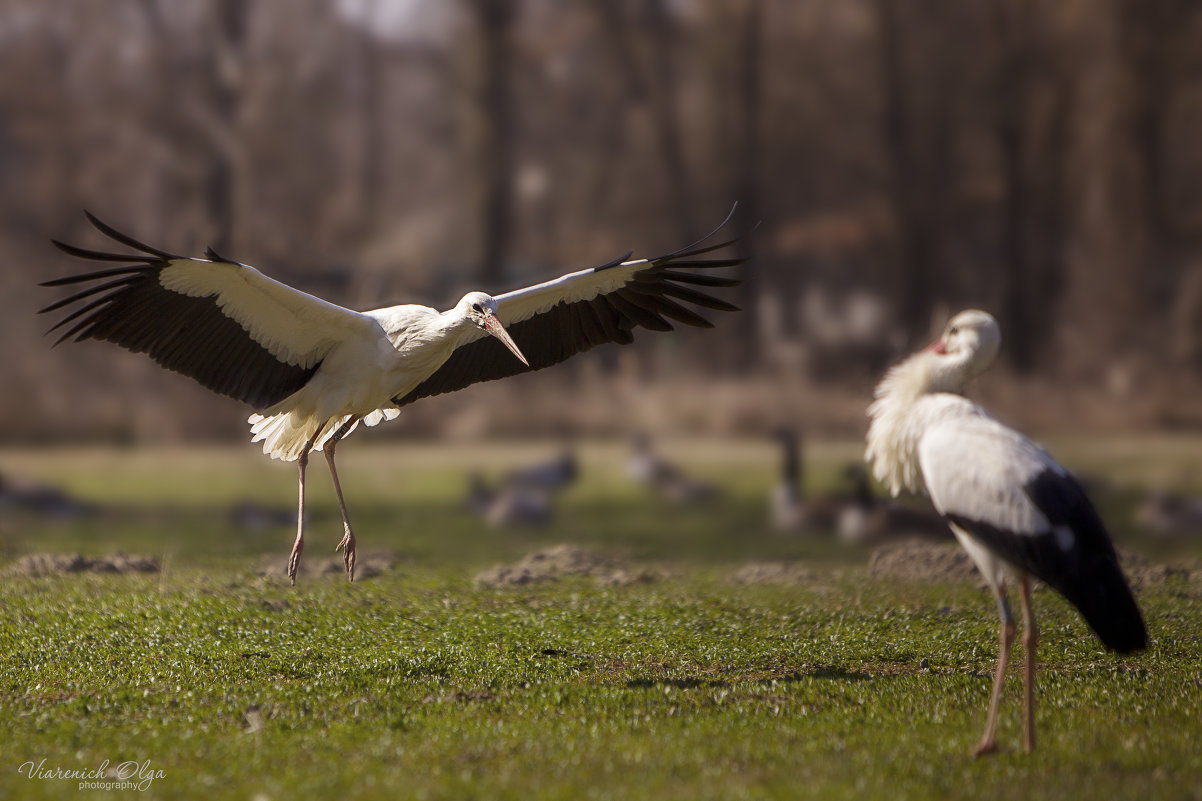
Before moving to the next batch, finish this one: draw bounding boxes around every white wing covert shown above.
[919,413,1058,537]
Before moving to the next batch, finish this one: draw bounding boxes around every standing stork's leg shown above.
[325,416,361,582]
[1018,576,1038,753]
[288,426,327,585]
[974,588,1015,757]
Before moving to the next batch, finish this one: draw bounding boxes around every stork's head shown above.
[458,291,529,367]
[925,309,1000,390]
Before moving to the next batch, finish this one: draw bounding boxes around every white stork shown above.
[865,309,1146,755]
[42,210,743,583]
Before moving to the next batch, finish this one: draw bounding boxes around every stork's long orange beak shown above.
[483,313,529,367]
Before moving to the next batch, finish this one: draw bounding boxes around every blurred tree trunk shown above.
[1118,0,1195,315]
[642,0,696,242]
[590,3,646,220]
[731,0,762,364]
[136,0,247,253]
[991,0,1036,372]
[357,10,384,245]
[1029,71,1072,365]
[591,1,697,240]
[872,0,949,341]
[203,0,248,256]
[1056,4,1145,373]
[466,0,516,286]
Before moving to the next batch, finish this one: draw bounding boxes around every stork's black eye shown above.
[472,303,484,314]
[949,325,959,336]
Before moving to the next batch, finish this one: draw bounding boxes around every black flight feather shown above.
[41,213,320,410]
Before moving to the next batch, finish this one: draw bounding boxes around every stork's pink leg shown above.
[974,589,1015,757]
[288,427,326,585]
[1019,576,1038,753]
[324,420,360,582]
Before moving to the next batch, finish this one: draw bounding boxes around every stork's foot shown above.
[972,740,999,758]
[287,537,304,586]
[336,530,356,582]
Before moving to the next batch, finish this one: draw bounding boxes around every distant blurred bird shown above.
[464,447,578,528]
[769,428,803,530]
[42,210,743,583]
[464,471,553,528]
[0,472,95,519]
[627,432,720,504]
[228,500,296,531]
[836,464,948,545]
[768,428,838,532]
[1134,489,1202,538]
[503,447,578,493]
[866,309,1146,755]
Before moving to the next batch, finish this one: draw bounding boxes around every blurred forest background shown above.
[4,0,1202,447]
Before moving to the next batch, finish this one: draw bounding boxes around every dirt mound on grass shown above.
[868,542,1202,590]
[10,552,160,576]
[730,562,819,585]
[1114,550,1202,591]
[476,544,659,587]
[867,542,979,583]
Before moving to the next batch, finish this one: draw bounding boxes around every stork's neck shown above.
[865,350,973,497]
[368,304,476,355]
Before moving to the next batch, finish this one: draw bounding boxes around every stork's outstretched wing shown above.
[391,210,745,408]
[41,212,379,410]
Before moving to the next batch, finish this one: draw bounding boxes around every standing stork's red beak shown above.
[928,339,948,355]
[482,313,529,367]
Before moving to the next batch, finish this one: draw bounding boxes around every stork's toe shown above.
[287,540,304,586]
[336,531,356,582]
[972,740,999,757]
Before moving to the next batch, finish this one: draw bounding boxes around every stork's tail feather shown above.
[249,411,357,462]
[1064,564,1148,654]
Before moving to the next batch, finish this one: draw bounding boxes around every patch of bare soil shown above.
[10,552,160,576]
[867,542,979,583]
[1116,550,1201,591]
[868,541,1202,592]
[730,562,819,586]
[475,544,660,587]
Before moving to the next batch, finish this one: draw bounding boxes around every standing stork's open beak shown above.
[482,313,529,367]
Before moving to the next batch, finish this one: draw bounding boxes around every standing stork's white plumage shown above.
[43,210,744,583]
[866,309,1146,755]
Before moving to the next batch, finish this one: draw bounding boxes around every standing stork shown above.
[42,210,743,584]
[865,309,1146,755]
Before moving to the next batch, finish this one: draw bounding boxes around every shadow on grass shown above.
[626,665,874,690]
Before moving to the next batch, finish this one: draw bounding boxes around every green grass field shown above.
[1,439,1200,800]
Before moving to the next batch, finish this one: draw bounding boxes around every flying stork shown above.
[42,210,744,584]
[865,309,1146,755]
